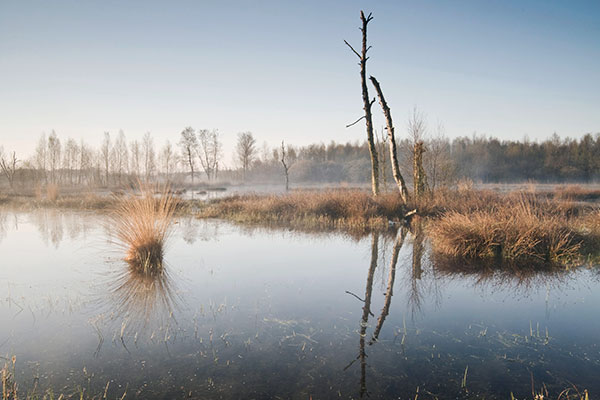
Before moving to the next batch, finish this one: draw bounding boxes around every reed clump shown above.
[110,185,178,272]
[428,194,586,264]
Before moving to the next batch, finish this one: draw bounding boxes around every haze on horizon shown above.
[1,0,599,160]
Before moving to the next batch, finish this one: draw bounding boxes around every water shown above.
[0,209,599,399]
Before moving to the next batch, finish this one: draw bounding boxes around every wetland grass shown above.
[553,185,600,202]
[110,185,178,272]
[428,194,592,265]
[197,189,407,231]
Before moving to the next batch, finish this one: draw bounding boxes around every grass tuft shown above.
[428,194,585,265]
[110,184,178,272]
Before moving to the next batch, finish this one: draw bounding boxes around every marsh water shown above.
[1,209,599,399]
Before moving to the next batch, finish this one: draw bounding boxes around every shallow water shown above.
[0,209,599,399]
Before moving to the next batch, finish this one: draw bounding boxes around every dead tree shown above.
[345,11,379,196]
[0,150,19,193]
[280,140,293,191]
[369,76,410,203]
[413,141,429,200]
[408,108,429,202]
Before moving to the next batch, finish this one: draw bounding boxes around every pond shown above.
[0,209,599,399]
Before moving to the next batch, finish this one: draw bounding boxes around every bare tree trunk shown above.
[413,141,429,201]
[369,76,410,203]
[280,140,290,191]
[345,11,379,196]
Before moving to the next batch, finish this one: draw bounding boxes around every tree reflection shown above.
[345,228,407,398]
[408,219,425,317]
[370,228,407,344]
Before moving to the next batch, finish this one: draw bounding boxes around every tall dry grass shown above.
[110,185,179,271]
[198,190,406,231]
[428,194,584,264]
[553,184,600,202]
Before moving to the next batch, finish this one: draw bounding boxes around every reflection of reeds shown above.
[109,263,179,329]
[431,253,569,295]
[110,185,178,271]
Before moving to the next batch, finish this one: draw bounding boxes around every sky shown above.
[1,0,599,162]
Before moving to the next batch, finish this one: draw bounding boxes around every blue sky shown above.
[1,0,599,162]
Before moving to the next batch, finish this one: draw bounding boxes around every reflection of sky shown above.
[0,210,599,397]
[1,1,599,159]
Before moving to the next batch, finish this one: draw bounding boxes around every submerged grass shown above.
[110,185,179,272]
[1,356,17,400]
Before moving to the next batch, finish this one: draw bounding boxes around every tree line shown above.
[1,128,599,193]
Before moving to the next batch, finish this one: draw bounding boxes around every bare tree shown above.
[78,139,91,185]
[280,140,295,191]
[47,130,61,184]
[63,138,78,185]
[236,131,256,181]
[113,130,129,185]
[369,76,410,203]
[129,140,141,180]
[426,123,455,192]
[345,10,379,196]
[159,140,177,182]
[0,147,19,193]
[197,129,221,181]
[34,133,48,183]
[179,127,197,186]
[408,108,429,199]
[100,132,111,186]
[408,107,427,144]
[142,132,156,182]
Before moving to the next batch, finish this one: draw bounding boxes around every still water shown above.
[0,209,599,399]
